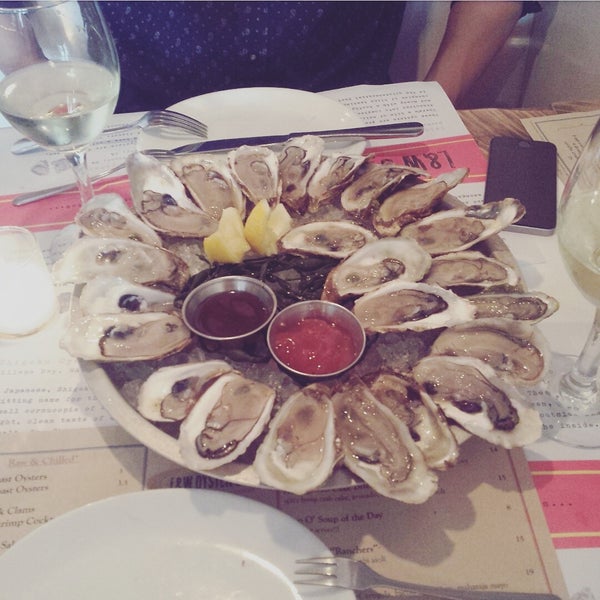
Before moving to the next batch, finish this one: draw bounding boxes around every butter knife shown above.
[171,121,424,153]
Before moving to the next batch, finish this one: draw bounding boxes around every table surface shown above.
[1,93,599,600]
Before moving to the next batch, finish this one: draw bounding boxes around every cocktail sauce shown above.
[189,289,270,338]
[270,316,359,375]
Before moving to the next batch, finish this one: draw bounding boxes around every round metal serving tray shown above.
[79,195,525,490]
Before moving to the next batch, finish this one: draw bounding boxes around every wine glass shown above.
[542,116,600,448]
[0,0,120,242]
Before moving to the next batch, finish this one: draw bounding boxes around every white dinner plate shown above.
[137,86,364,151]
[0,488,354,600]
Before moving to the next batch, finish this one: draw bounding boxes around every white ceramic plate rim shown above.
[0,488,354,600]
[137,86,364,151]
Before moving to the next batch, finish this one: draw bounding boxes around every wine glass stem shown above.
[64,149,94,205]
[559,306,600,413]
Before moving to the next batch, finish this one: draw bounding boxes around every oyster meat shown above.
[400,197,525,255]
[430,318,549,385]
[366,371,459,470]
[254,383,336,494]
[279,220,377,259]
[60,312,191,362]
[340,162,425,215]
[127,152,218,238]
[137,360,233,422]
[53,237,190,293]
[422,250,520,290]
[373,168,468,237]
[75,193,162,246]
[333,376,438,503]
[352,280,476,333]
[470,291,559,322]
[179,372,276,471]
[278,135,325,213]
[169,154,246,220]
[79,276,176,315]
[228,145,281,205]
[322,238,432,301]
[412,356,542,448]
[307,153,367,213]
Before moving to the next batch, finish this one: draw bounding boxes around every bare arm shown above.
[424,1,524,105]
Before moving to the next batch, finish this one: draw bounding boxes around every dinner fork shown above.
[295,557,561,600]
[11,148,178,206]
[10,110,208,155]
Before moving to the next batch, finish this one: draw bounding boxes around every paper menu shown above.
[0,425,568,599]
[521,109,600,183]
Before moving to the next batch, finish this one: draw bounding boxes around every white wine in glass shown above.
[0,0,119,215]
[545,116,600,448]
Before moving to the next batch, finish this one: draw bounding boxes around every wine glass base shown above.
[48,223,81,264]
[528,353,600,449]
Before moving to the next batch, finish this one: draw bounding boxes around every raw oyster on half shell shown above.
[400,197,525,255]
[333,376,438,503]
[79,276,176,315]
[60,312,191,362]
[169,154,246,220]
[53,237,190,292]
[279,220,377,259]
[127,152,218,238]
[352,280,476,333]
[322,237,432,301]
[228,145,281,206]
[254,383,337,494]
[422,250,520,290]
[430,318,548,385]
[137,360,233,422]
[340,162,426,215]
[179,372,276,471]
[412,356,542,448]
[75,193,162,246]
[278,135,325,213]
[307,153,368,213]
[366,371,459,470]
[470,291,559,323]
[373,168,468,237]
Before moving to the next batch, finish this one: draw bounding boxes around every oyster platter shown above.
[53,135,558,502]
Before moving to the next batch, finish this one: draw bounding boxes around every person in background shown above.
[100,1,540,112]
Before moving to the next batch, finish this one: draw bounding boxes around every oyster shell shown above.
[60,312,191,362]
[278,135,325,213]
[137,360,233,422]
[228,145,281,206]
[470,291,559,322]
[412,356,542,448]
[307,153,367,213]
[352,280,476,333]
[373,168,468,236]
[53,237,190,292]
[400,197,526,255]
[333,376,438,503]
[340,162,425,215]
[430,318,549,385]
[422,250,520,290]
[254,383,337,494]
[79,276,176,315]
[169,154,245,220]
[179,372,276,471]
[279,220,377,259]
[322,238,432,302]
[127,152,218,238]
[366,371,459,470]
[75,193,162,246]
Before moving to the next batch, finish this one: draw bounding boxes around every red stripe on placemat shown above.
[529,460,600,549]
[0,175,131,232]
[366,133,487,184]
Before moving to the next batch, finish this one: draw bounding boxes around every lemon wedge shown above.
[244,200,292,256]
[203,207,250,263]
